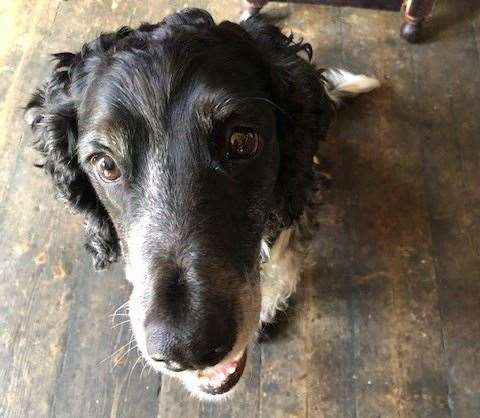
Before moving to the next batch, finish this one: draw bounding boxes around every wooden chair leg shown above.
[400,0,436,42]
[241,0,269,20]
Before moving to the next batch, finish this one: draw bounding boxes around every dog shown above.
[25,8,379,399]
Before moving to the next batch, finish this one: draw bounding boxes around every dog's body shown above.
[25,9,378,399]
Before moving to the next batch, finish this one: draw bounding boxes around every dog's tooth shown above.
[226,365,237,375]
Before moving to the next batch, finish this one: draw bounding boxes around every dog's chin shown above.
[150,349,248,399]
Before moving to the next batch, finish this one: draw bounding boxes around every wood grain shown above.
[410,1,480,416]
[333,5,452,417]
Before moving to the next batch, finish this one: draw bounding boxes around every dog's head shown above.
[25,9,332,397]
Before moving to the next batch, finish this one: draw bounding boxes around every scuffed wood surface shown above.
[0,0,479,417]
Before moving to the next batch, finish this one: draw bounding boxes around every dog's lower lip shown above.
[197,350,247,395]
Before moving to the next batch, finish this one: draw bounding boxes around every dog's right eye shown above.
[226,128,261,160]
[91,155,121,182]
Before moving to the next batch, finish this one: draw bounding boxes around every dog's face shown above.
[26,9,331,397]
[79,30,279,394]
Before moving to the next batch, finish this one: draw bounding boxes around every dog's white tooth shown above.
[226,365,237,375]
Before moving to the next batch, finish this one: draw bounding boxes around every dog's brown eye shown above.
[91,155,121,182]
[227,129,260,160]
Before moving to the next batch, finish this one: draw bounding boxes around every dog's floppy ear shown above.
[240,18,334,227]
[25,49,121,270]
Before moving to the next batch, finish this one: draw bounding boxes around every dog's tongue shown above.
[198,361,239,387]
[197,351,247,390]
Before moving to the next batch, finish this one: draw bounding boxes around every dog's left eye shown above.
[226,128,261,160]
[91,155,121,182]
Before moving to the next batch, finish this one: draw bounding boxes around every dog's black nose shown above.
[145,324,234,370]
[144,265,237,370]
[145,315,236,370]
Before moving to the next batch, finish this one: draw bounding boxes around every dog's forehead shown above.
[87,35,266,113]
[85,29,267,107]
[78,39,273,162]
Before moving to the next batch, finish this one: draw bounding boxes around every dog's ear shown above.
[239,18,334,227]
[25,49,122,270]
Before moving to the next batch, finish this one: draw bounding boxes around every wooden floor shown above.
[1,1,479,417]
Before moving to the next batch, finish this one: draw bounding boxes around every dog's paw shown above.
[91,253,117,271]
[257,297,298,343]
[85,240,120,271]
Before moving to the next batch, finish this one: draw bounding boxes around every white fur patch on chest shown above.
[259,179,324,324]
[260,227,303,323]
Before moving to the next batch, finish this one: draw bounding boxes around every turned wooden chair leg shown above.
[400,0,436,42]
[241,0,269,20]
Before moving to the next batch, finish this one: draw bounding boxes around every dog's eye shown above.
[91,155,121,182]
[227,128,260,160]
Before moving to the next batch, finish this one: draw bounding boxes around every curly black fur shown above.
[25,8,332,268]
[240,17,333,240]
[26,55,120,270]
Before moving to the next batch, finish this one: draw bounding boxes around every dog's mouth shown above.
[195,349,247,395]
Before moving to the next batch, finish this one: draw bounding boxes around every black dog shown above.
[25,8,378,399]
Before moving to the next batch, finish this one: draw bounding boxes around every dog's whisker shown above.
[99,336,135,365]
[110,313,130,318]
[113,300,129,315]
[122,342,138,359]
[112,319,131,329]
[111,343,138,371]
[111,346,136,371]
[127,355,143,389]
[109,301,130,323]
[139,359,149,380]
[110,314,130,325]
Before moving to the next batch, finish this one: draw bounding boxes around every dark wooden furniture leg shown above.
[400,0,436,42]
[241,0,269,20]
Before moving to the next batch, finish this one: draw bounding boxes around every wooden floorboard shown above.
[339,6,452,417]
[0,0,60,205]
[48,260,161,418]
[1,1,479,417]
[411,1,480,416]
[298,6,358,418]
